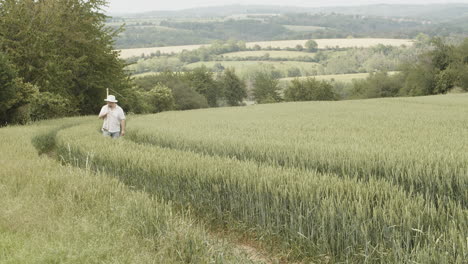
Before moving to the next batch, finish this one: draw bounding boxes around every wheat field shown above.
[61,94,467,262]
[1,94,466,263]
[0,119,262,263]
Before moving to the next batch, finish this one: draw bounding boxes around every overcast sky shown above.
[105,0,467,14]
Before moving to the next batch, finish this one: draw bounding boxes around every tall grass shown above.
[0,120,258,263]
[56,121,467,263]
[126,94,468,208]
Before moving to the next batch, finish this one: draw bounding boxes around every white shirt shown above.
[99,105,126,133]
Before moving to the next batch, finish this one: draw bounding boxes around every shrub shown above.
[148,85,175,113]
[350,72,403,99]
[287,67,302,77]
[30,92,76,121]
[219,68,247,106]
[305,40,318,52]
[284,78,337,101]
[183,66,222,107]
[172,82,209,110]
[252,72,282,104]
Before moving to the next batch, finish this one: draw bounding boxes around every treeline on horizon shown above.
[113,4,468,21]
[114,12,468,49]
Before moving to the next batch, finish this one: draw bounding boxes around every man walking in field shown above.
[99,95,126,139]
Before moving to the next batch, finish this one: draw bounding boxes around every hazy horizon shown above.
[105,0,468,14]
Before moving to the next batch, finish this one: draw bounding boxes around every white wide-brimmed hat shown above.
[104,95,118,103]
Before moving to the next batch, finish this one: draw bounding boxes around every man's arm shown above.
[120,120,126,136]
[98,106,108,119]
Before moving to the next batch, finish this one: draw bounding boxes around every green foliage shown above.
[133,72,213,110]
[399,61,436,96]
[171,82,209,110]
[161,20,290,46]
[147,85,175,113]
[399,37,468,95]
[183,66,222,107]
[284,78,337,101]
[252,72,282,104]
[0,52,17,118]
[287,67,302,77]
[119,85,175,114]
[349,37,468,98]
[449,38,468,91]
[126,56,184,74]
[113,9,468,49]
[0,0,131,117]
[29,92,76,121]
[178,40,248,63]
[0,55,21,124]
[350,72,403,99]
[0,52,38,125]
[414,33,432,49]
[219,68,247,106]
[457,64,468,91]
[305,40,318,52]
[114,26,210,49]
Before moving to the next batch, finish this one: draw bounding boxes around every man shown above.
[99,95,126,139]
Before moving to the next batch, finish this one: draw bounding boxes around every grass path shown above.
[0,119,265,263]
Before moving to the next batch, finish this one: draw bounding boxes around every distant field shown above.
[222,50,315,58]
[280,72,399,83]
[185,60,319,77]
[280,73,370,84]
[118,38,414,59]
[132,72,163,78]
[130,25,182,31]
[246,38,413,50]
[283,25,327,31]
[109,23,181,31]
[119,44,205,58]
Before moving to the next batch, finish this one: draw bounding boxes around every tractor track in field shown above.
[31,124,287,264]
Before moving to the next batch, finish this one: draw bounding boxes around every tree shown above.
[171,82,209,110]
[183,66,222,107]
[0,52,18,123]
[220,68,247,106]
[305,40,318,52]
[414,33,431,49]
[252,72,282,104]
[287,67,302,77]
[0,52,37,125]
[132,71,208,111]
[0,0,131,116]
[350,72,402,99]
[253,44,262,51]
[29,92,75,121]
[147,85,175,113]
[212,63,225,73]
[448,38,468,91]
[284,78,337,101]
[399,37,468,96]
[430,37,454,71]
[400,61,437,96]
